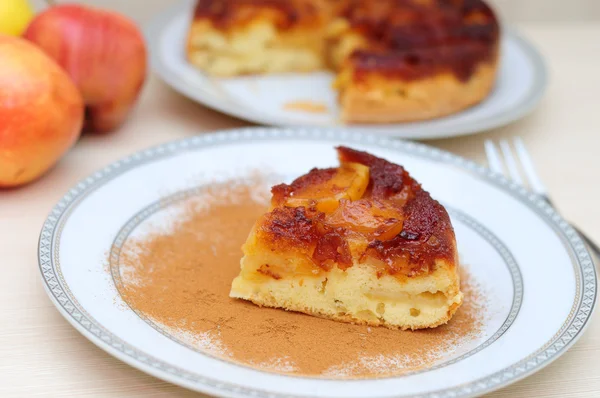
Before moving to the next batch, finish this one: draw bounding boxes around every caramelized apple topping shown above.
[327,199,403,241]
[193,0,326,30]
[273,161,369,212]
[258,147,455,277]
[337,146,419,199]
[365,190,454,276]
[313,231,352,270]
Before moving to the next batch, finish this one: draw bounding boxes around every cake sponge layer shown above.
[231,261,463,330]
[187,20,326,76]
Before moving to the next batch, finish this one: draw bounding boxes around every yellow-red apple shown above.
[0,35,83,187]
[24,4,147,133]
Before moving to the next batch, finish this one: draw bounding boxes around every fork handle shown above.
[542,196,600,258]
[572,225,600,259]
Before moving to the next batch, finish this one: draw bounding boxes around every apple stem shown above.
[46,0,57,6]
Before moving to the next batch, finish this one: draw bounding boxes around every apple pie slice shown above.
[230,147,462,330]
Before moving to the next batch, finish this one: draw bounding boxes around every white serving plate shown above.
[39,127,596,398]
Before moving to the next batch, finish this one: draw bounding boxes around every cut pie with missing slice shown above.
[186,0,499,123]
[230,147,462,330]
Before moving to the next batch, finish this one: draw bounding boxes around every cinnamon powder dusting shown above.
[116,180,485,378]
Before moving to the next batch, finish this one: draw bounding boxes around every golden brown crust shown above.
[339,61,498,123]
[256,147,457,278]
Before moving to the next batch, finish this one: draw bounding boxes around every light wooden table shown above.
[1,24,599,398]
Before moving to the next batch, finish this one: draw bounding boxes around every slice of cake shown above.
[230,147,462,330]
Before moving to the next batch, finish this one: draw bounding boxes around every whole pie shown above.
[186,0,500,123]
[230,147,462,330]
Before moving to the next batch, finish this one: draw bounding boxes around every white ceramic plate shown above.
[147,2,548,140]
[39,128,596,398]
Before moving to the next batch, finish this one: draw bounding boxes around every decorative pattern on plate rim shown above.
[107,184,524,380]
[38,127,597,398]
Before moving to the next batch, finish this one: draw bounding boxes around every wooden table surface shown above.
[1,24,599,397]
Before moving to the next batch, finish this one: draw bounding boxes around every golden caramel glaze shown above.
[340,0,499,82]
[255,147,456,278]
[192,0,328,29]
[271,167,338,204]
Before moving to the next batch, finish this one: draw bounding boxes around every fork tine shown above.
[513,137,548,195]
[484,140,505,175]
[499,139,524,185]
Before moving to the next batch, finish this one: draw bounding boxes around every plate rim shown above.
[38,127,597,398]
[145,1,548,140]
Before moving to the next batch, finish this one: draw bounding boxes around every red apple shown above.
[0,35,83,187]
[23,4,147,133]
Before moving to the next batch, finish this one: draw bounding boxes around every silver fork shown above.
[485,137,600,257]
